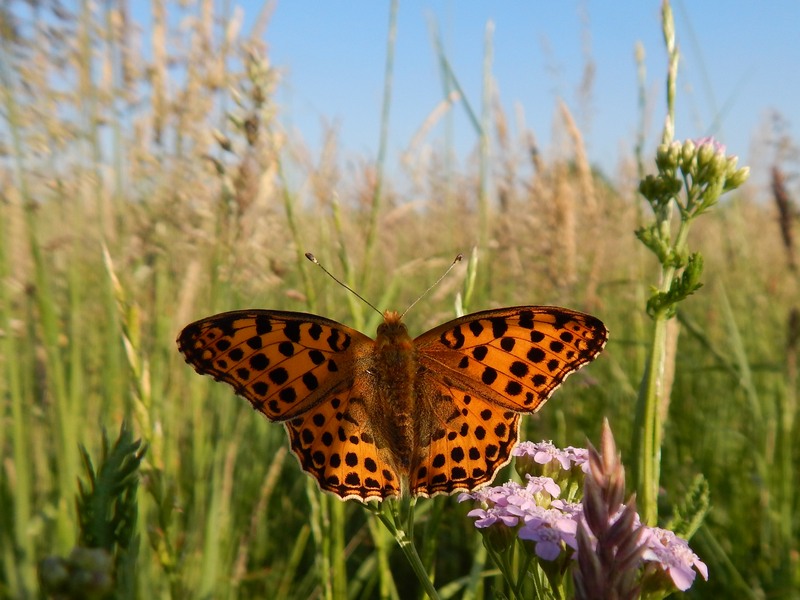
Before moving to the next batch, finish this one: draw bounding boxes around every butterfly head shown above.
[376,310,411,349]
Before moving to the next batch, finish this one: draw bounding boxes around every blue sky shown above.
[254,1,798,184]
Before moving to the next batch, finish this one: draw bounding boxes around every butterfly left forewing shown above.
[414,306,608,414]
[177,309,371,421]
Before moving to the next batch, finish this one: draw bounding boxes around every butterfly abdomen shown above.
[368,312,420,474]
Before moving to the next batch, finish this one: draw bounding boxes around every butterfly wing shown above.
[178,310,402,500]
[283,380,402,500]
[415,306,608,413]
[410,379,520,497]
[178,309,368,420]
[409,306,607,496]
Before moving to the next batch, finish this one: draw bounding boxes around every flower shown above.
[460,476,562,523]
[466,507,519,529]
[463,473,582,562]
[459,479,523,506]
[513,441,590,490]
[641,527,709,591]
[563,446,590,473]
[518,505,580,560]
[463,437,710,597]
[693,136,726,155]
[513,440,573,470]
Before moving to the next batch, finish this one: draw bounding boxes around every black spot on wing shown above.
[472,346,488,361]
[490,317,508,338]
[308,322,323,340]
[255,315,271,335]
[469,320,484,337]
[518,310,534,329]
[283,321,302,343]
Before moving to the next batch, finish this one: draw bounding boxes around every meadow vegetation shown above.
[0,1,797,598]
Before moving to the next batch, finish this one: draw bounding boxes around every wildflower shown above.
[460,482,527,551]
[460,481,524,531]
[693,136,726,156]
[461,476,561,524]
[459,479,523,506]
[463,430,709,598]
[514,442,589,500]
[506,475,562,507]
[465,506,519,529]
[563,446,590,473]
[520,518,577,560]
[641,527,709,592]
[513,440,573,471]
[518,506,580,560]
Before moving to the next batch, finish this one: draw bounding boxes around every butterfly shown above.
[178,305,607,501]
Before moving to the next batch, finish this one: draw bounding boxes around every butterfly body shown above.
[357,310,419,478]
[178,306,607,501]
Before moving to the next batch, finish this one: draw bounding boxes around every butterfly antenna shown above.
[401,253,463,319]
[305,253,383,317]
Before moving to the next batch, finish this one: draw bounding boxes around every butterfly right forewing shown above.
[407,306,607,498]
[415,306,608,414]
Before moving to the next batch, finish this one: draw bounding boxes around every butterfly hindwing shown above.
[415,306,608,414]
[177,310,372,421]
[284,380,402,500]
[411,379,520,497]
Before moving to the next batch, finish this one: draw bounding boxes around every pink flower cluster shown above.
[459,476,578,561]
[512,440,590,473]
[460,441,709,592]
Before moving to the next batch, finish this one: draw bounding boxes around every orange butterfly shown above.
[177,304,607,501]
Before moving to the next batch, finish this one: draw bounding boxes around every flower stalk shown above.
[370,499,442,600]
[633,136,749,524]
[632,2,751,526]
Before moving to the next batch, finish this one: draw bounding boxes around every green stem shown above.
[330,499,348,600]
[635,216,692,524]
[375,502,441,600]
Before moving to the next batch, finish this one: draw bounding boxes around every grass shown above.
[1,1,798,598]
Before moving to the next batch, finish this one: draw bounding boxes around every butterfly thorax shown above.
[370,310,419,473]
